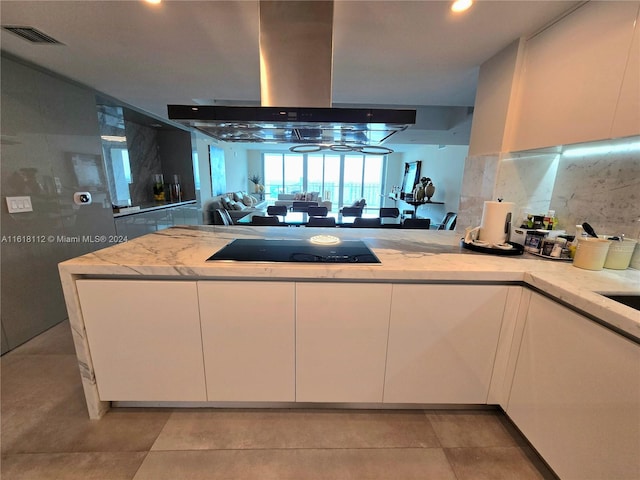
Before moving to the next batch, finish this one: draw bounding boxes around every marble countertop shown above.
[112,200,197,218]
[59,225,640,341]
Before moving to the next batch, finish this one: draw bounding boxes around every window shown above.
[308,154,340,204]
[262,152,386,210]
[101,146,132,206]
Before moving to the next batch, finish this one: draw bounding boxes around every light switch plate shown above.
[6,196,33,213]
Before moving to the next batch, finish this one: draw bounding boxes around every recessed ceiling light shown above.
[144,0,162,4]
[451,0,473,13]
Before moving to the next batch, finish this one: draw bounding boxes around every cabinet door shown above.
[198,281,295,402]
[384,284,507,404]
[296,283,392,403]
[611,6,640,138]
[507,293,640,480]
[509,2,639,150]
[76,280,206,401]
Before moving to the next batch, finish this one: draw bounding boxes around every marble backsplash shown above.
[124,121,161,206]
[550,148,640,239]
[458,138,640,240]
[457,153,500,231]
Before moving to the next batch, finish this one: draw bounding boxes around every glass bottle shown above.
[153,174,165,202]
[170,174,182,203]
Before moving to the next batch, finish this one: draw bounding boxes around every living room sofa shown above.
[274,193,332,211]
[203,192,268,224]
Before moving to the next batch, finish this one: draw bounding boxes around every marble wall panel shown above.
[458,154,499,230]
[550,147,640,239]
[494,152,559,224]
[458,138,640,240]
[157,130,196,202]
[124,121,161,206]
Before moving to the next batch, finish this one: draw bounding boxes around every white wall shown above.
[194,138,251,197]
[394,144,468,221]
[247,149,263,193]
[223,145,249,192]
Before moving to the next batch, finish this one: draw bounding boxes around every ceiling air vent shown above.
[2,26,63,44]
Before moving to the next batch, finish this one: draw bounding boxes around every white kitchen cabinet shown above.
[295,282,392,403]
[507,293,640,480]
[76,279,206,401]
[611,5,640,139]
[508,2,639,151]
[487,286,529,408]
[384,284,508,404]
[198,281,295,402]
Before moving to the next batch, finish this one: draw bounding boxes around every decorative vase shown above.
[425,184,435,201]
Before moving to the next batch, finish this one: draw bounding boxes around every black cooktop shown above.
[207,239,380,263]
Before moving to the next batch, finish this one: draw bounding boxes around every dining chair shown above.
[250,215,281,226]
[379,207,400,218]
[437,212,457,230]
[267,205,288,216]
[402,218,431,229]
[352,217,381,228]
[306,216,336,227]
[341,207,363,217]
[215,208,233,226]
[307,206,328,217]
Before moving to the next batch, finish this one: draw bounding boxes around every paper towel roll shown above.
[479,201,515,245]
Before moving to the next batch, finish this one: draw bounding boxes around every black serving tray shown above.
[461,240,524,256]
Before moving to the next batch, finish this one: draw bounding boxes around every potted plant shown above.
[249,174,263,193]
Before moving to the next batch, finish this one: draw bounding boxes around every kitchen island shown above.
[59,225,639,480]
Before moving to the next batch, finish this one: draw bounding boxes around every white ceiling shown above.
[0,0,580,147]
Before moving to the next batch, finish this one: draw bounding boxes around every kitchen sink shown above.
[601,294,640,311]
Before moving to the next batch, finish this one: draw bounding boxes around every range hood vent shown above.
[167,105,416,145]
[168,1,415,146]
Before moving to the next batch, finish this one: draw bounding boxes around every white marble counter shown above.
[59,225,639,337]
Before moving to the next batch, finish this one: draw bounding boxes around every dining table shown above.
[237,210,402,227]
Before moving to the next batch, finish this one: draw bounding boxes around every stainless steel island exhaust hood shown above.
[168,1,416,150]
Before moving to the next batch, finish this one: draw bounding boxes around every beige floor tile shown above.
[151,408,439,451]
[1,354,171,453]
[445,446,557,480]
[1,354,82,412]
[426,410,519,448]
[7,320,76,356]
[3,403,172,454]
[0,452,147,480]
[134,448,457,480]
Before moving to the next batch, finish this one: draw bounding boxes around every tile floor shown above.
[1,321,558,479]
